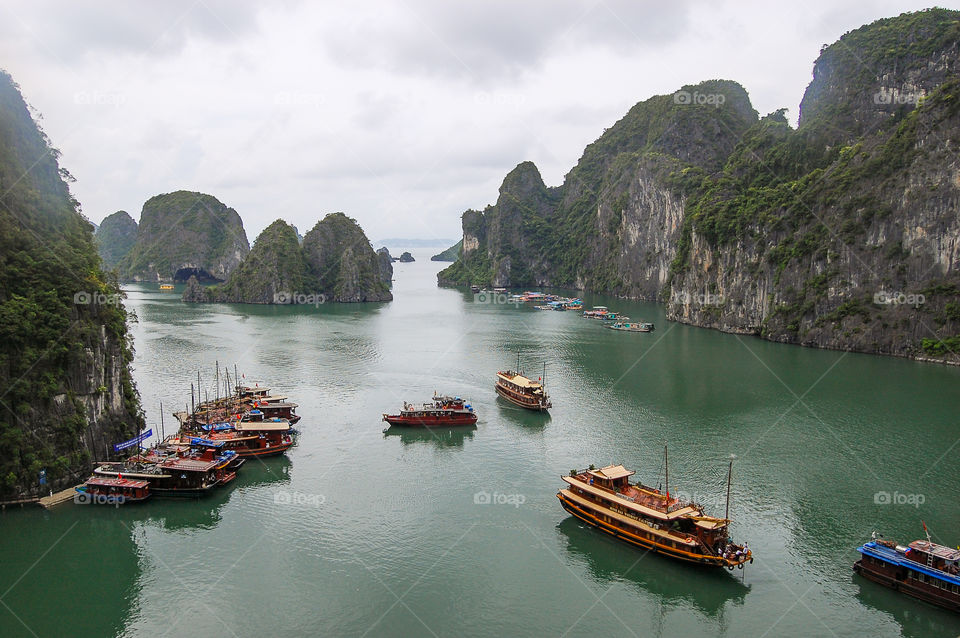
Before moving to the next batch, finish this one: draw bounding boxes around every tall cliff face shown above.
[0,70,144,499]
[184,214,392,304]
[376,247,395,286]
[440,9,960,363]
[119,191,249,282]
[439,79,757,292]
[95,210,138,268]
[669,9,960,363]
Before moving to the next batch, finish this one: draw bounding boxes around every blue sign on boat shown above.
[113,429,153,452]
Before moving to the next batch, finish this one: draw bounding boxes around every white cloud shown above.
[0,0,944,242]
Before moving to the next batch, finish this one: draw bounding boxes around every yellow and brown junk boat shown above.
[558,463,753,569]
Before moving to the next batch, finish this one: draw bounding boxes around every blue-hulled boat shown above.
[855,532,960,612]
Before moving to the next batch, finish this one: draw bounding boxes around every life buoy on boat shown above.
[737,563,743,570]
[727,565,735,571]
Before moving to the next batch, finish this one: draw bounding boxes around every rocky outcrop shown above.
[0,70,144,499]
[119,191,249,282]
[185,214,392,304]
[398,251,415,262]
[439,9,960,364]
[181,275,209,303]
[302,213,393,302]
[193,219,314,304]
[376,247,394,286]
[95,210,138,268]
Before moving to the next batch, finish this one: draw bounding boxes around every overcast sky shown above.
[0,1,949,243]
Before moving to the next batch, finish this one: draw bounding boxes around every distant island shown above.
[431,239,461,262]
[375,238,458,248]
[398,251,415,263]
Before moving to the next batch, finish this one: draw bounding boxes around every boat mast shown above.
[234,364,239,396]
[664,446,669,499]
[160,401,165,443]
[516,349,521,375]
[215,360,219,403]
[725,460,732,522]
[190,382,195,416]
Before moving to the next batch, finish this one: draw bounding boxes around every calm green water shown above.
[2,250,960,637]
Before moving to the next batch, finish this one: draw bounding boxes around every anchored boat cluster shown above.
[77,378,298,503]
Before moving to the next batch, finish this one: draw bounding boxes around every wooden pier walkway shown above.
[38,486,81,509]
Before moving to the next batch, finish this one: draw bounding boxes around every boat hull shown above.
[854,559,960,612]
[382,414,477,427]
[495,384,550,411]
[558,492,746,569]
[235,440,294,457]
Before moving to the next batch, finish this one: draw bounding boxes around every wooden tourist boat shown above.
[159,284,175,291]
[176,420,295,458]
[557,457,753,569]
[96,442,238,497]
[608,321,655,332]
[76,477,151,504]
[382,395,478,427]
[855,530,960,612]
[495,354,551,411]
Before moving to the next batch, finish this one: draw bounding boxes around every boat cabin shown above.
[908,540,960,574]
[586,465,635,491]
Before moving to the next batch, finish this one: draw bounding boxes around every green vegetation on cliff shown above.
[187,213,392,304]
[95,210,138,268]
[431,239,461,261]
[198,219,313,303]
[119,190,249,282]
[439,9,960,363]
[0,70,144,498]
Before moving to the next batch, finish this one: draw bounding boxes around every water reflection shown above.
[854,574,960,638]
[382,425,476,447]
[495,398,551,430]
[557,517,749,625]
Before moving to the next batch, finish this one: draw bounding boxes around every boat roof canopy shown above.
[497,371,542,389]
[589,465,634,480]
[910,540,960,561]
[235,422,290,432]
[87,477,149,488]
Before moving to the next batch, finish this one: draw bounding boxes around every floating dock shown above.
[38,486,81,509]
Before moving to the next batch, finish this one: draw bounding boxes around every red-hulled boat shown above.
[383,395,478,427]
[76,477,151,505]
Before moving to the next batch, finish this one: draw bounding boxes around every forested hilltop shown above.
[0,70,144,499]
[184,213,393,304]
[439,9,960,363]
